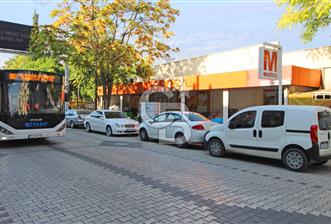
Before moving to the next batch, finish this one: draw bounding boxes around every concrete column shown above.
[120,95,123,112]
[99,97,103,110]
[222,89,229,120]
[180,91,185,112]
[284,87,289,105]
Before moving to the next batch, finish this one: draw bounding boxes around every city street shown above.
[1,129,331,224]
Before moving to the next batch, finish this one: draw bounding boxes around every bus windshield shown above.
[0,81,63,115]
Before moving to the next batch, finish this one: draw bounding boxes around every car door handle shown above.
[259,130,262,138]
[328,132,330,140]
[253,130,257,138]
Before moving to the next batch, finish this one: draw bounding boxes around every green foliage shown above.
[29,0,179,109]
[277,0,331,42]
[69,64,96,100]
[3,55,63,73]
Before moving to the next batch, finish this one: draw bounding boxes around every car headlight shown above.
[0,126,13,135]
[115,123,122,128]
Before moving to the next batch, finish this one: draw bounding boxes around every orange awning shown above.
[98,65,321,96]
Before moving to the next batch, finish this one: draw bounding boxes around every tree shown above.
[3,55,63,73]
[277,0,331,42]
[30,0,179,109]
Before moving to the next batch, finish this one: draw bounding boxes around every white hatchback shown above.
[139,111,217,147]
[84,110,139,136]
[205,105,331,171]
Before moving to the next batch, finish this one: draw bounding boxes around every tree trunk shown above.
[94,69,98,110]
[106,77,113,110]
[100,71,107,109]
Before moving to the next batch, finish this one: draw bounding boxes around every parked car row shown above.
[139,111,216,147]
[66,105,331,172]
[65,109,91,128]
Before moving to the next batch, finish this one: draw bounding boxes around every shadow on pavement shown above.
[216,153,331,173]
[0,138,57,149]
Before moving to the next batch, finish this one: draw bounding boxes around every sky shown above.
[0,0,330,67]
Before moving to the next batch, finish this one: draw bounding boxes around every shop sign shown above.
[258,47,279,80]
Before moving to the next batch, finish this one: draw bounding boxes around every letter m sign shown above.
[258,47,279,80]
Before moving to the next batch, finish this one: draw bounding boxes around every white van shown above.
[204,105,331,171]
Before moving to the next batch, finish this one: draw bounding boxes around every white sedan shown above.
[84,110,139,136]
[139,111,217,147]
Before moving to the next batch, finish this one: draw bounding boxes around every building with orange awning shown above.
[98,44,331,120]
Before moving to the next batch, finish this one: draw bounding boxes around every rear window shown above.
[318,111,331,130]
[184,113,208,121]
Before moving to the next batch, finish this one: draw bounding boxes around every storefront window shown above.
[263,88,277,105]
[187,91,209,116]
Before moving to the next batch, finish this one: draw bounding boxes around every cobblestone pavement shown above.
[1,129,331,224]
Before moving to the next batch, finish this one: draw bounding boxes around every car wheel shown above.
[208,138,226,157]
[106,126,113,137]
[139,129,149,141]
[283,147,309,172]
[175,132,188,148]
[70,121,75,129]
[85,122,91,132]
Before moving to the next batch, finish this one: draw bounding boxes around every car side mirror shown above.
[148,120,154,124]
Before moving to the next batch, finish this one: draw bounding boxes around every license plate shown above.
[28,134,45,139]
[320,142,330,149]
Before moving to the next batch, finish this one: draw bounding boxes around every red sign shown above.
[259,47,279,80]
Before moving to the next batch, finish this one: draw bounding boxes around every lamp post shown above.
[64,62,70,110]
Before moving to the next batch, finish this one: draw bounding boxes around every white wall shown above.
[155,44,262,79]
[283,47,331,69]
[154,44,331,79]
[323,68,331,90]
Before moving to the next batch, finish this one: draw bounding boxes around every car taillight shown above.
[192,124,205,130]
[310,125,318,144]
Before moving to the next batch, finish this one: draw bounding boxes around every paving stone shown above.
[1,129,331,224]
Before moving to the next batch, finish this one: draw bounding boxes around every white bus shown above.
[0,70,65,140]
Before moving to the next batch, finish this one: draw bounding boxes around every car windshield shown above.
[104,111,127,119]
[318,111,331,130]
[184,112,208,121]
[77,110,92,115]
